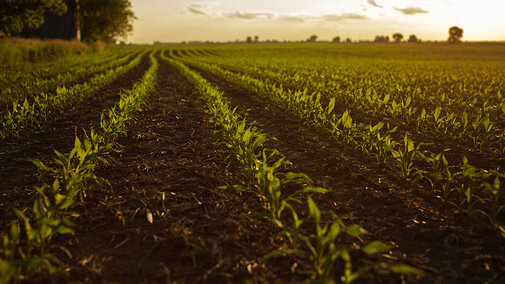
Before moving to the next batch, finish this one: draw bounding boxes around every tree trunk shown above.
[75,0,81,41]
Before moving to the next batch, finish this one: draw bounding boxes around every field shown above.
[1,43,505,283]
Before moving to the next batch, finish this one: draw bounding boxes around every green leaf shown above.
[390,264,425,276]
[361,241,392,255]
[263,248,294,260]
[55,225,74,235]
[327,97,335,115]
[328,222,341,240]
[345,224,367,237]
[303,187,328,193]
[307,197,320,224]
[32,159,54,172]
[284,172,312,184]
[9,221,19,241]
[0,259,14,283]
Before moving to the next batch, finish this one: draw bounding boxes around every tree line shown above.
[0,0,136,42]
[244,26,464,44]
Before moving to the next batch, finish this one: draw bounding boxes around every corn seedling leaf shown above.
[389,264,425,276]
[361,241,392,255]
[345,224,367,237]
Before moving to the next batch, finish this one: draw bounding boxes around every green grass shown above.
[0,38,107,65]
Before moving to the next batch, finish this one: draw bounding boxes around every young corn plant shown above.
[330,110,360,144]
[268,198,422,283]
[391,134,427,178]
[359,122,398,163]
[449,158,490,215]
[0,180,76,284]
[471,113,496,152]
[479,173,505,233]
[422,150,459,201]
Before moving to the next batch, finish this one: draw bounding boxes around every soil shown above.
[2,51,505,283]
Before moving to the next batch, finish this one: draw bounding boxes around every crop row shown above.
[187,51,505,156]
[0,49,131,96]
[0,50,158,283]
[0,49,139,106]
[188,46,505,123]
[0,50,148,140]
[235,64,505,155]
[163,51,422,282]
[180,57,505,237]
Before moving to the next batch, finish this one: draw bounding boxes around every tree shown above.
[332,36,340,43]
[79,0,136,43]
[374,35,389,43]
[254,35,259,42]
[407,34,419,43]
[307,34,317,42]
[392,33,403,43]
[0,0,68,37]
[246,36,252,43]
[448,26,463,43]
[345,37,352,43]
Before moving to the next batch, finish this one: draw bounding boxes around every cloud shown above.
[395,6,429,15]
[278,15,307,22]
[367,0,382,8]
[321,13,369,21]
[183,4,369,23]
[224,11,274,20]
[186,4,209,16]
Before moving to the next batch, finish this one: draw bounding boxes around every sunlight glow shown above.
[129,0,505,43]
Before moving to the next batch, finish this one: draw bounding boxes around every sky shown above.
[129,0,505,43]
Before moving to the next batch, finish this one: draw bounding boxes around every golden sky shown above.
[129,0,505,43]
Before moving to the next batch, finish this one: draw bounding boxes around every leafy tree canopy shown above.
[0,0,67,37]
[80,0,136,43]
[448,26,463,43]
[392,33,403,43]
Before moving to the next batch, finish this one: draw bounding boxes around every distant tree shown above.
[392,33,403,43]
[307,34,318,42]
[374,35,389,43]
[254,35,259,42]
[332,36,341,43]
[79,0,136,43]
[0,0,68,37]
[246,36,253,43]
[345,37,352,43]
[448,26,463,43]
[407,34,419,43]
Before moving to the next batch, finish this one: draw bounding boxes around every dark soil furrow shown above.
[0,53,150,221]
[191,66,505,283]
[53,57,292,283]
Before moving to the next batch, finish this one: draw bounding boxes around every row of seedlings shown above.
[0,50,148,140]
[180,58,505,237]
[162,51,423,283]
[190,53,505,155]
[1,49,139,104]
[0,49,127,90]
[0,50,158,283]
